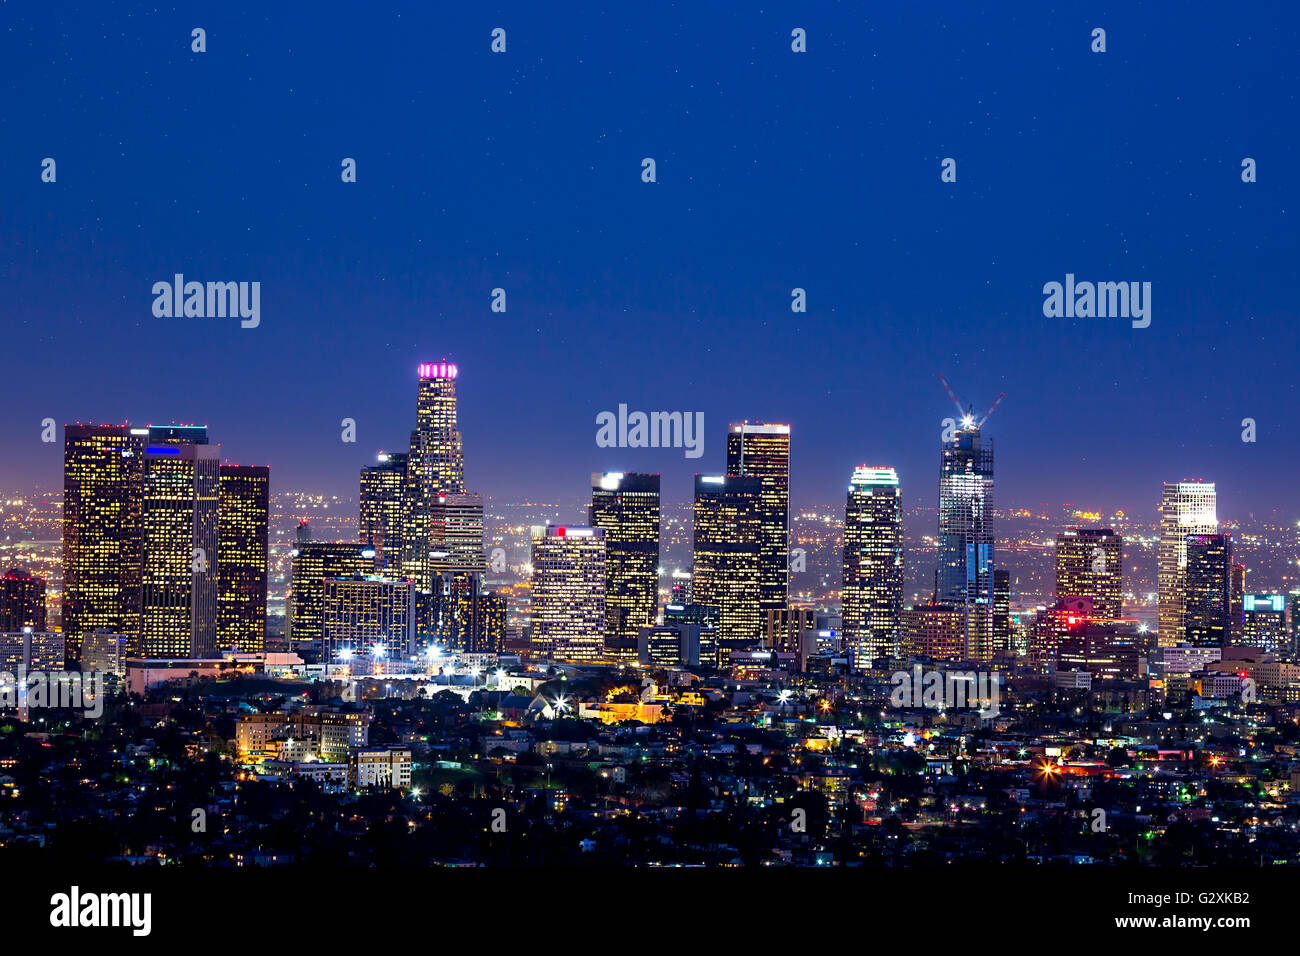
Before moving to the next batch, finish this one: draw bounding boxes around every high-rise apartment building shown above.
[1055,527,1123,618]
[529,526,606,662]
[841,465,903,665]
[218,464,269,653]
[1157,481,1217,647]
[692,474,763,649]
[589,472,661,661]
[726,424,791,616]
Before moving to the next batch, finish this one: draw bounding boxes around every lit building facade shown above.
[725,424,791,616]
[141,440,220,658]
[1184,532,1232,647]
[62,424,145,662]
[841,465,903,664]
[403,362,465,585]
[0,568,46,633]
[530,525,606,662]
[359,451,407,571]
[1243,593,1287,654]
[589,472,661,661]
[218,464,269,653]
[288,542,376,649]
[935,425,995,661]
[1157,481,1217,647]
[692,474,763,649]
[1055,527,1123,618]
[900,604,965,662]
[322,575,416,663]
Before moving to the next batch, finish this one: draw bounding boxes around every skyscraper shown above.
[1157,481,1217,647]
[589,472,661,662]
[841,465,903,665]
[726,424,791,615]
[289,542,377,649]
[359,451,407,571]
[1055,527,1123,618]
[692,474,763,649]
[935,424,995,661]
[529,525,606,662]
[62,424,145,662]
[1184,532,1232,647]
[218,463,269,653]
[141,438,220,657]
[403,362,467,586]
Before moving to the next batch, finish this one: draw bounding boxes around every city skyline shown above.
[4,3,1300,902]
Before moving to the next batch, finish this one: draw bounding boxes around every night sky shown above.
[4,2,1297,520]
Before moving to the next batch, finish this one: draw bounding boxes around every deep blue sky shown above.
[3,2,1297,520]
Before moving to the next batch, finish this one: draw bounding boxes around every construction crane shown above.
[938,373,1005,431]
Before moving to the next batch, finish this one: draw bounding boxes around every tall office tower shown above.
[414,361,465,494]
[589,472,661,661]
[288,542,376,649]
[841,465,903,665]
[993,569,1011,653]
[322,575,416,664]
[1243,594,1287,653]
[1229,563,1246,645]
[935,424,995,661]
[1157,481,1217,647]
[726,424,791,616]
[295,519,312,544]
[402,362,467,583]
[1,568,47,632]
[63,424,145,662]
[529,525,606,662]
[141,440,221,658]
[1055,527,1124,618]
[359,451,407,570]
[218,464,269,653]
[692,474,763,649]
[1184,533,1233,647]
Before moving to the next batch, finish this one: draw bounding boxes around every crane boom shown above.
[977,392,1006,429]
